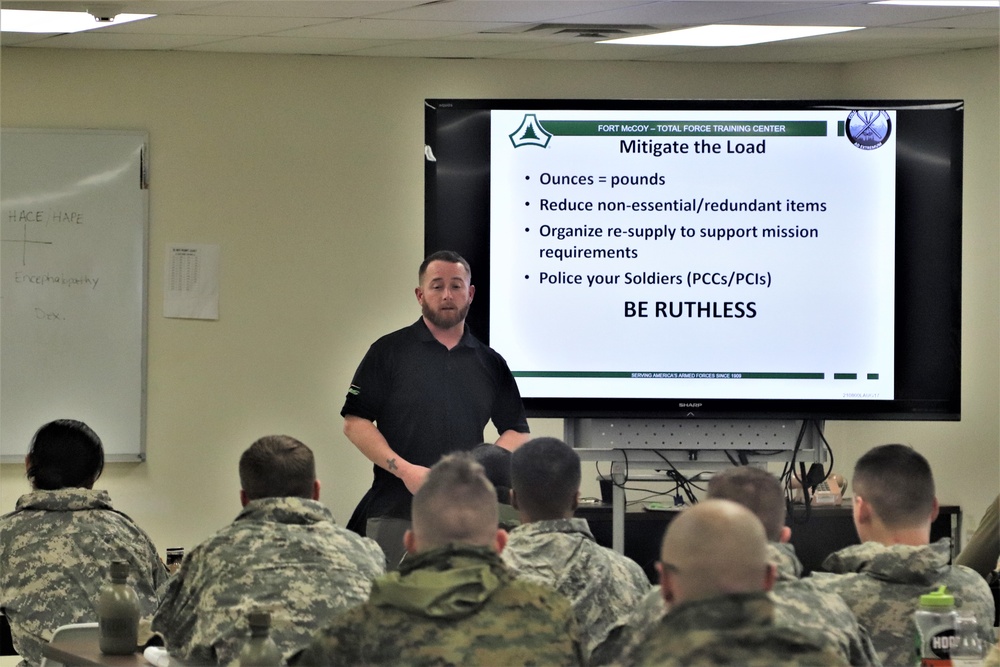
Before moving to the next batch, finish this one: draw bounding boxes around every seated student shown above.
[955,494,999,579]
[623,499,844,667]
[0,419,168,667]
[152,435,385,665]
[595,468,882,665]
[810,444,996,667]
[707,466,881,666]
[291,453,584,666]
[501,437,650,662]
[470,442,520,530]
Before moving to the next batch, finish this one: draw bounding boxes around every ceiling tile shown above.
[1,0,996,63]
[344,37,547,58]
[188,1,430,19]
[374,1,659,23]
[278,17,514,40]
[17,31,232,50]
[97,14,334,35]
[174,34,390,54]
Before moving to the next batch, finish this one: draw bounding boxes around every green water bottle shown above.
[97,560,139,655]
[237,610,283,666]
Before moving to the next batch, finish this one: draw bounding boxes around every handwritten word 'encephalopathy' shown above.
[13,272,100,289]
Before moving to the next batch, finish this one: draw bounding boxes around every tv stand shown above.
[574,502,962,582]
[565,418,827,552]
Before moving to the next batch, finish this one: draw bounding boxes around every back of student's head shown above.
[238,435,315,501]
[412,453,498,550]
[471,442,513,505]
[707,466,786,542]
[853,443,935,528]
[27,419,104,490]
[660,499,771,603]
[510,437,581,520]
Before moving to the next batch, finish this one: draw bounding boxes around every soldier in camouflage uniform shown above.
[501,437,650,661]
[0,419,168,667]
[470,442,521,531]
[707,466,882,666]
[809,444,996,667]
[291,453,584,666]
[595,469,882,666]
[591,586,660,665]
[622,499,846,667]
[152,435,385,665]
[955,494,999,578]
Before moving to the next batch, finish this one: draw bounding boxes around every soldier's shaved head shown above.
[659,499,775,605]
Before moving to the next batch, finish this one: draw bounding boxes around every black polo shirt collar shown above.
[411,318,482,351]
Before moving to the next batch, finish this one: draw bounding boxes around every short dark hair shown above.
[707,466,786,541]
[238,435,316,500]
[412,453,498,549]
[853,443,935,528]
[418,250,471,283]
[471,442,513,505]
[26,419,105,490]
[510,437,581,520]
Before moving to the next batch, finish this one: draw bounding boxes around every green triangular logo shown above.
[509,114,552,148]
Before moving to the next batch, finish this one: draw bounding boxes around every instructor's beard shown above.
[422,300,471,330]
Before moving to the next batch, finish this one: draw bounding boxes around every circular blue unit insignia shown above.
[846,110,892,150]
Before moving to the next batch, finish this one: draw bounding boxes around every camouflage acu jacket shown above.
[811,538,996,667]
[0,488,167,667]
[151,497,385,665]
[291,543,584,666]
[593,541,880,666]
[502,518,651,659]
[624,591,847,667]
[768,542,882,666]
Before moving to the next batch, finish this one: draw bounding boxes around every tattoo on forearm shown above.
[386,457,398,472]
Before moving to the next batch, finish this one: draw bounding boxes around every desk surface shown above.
[575,502,961,582]
[42,636,145,667]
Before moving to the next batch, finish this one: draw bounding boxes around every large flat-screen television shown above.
[424,99,962,421]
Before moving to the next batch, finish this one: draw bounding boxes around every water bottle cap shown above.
[919,585,954,606]
[248,610,271,629]
[110,560,130,581]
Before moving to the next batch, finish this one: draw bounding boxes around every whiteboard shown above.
[1,129,148,462]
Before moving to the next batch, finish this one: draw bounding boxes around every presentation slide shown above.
[489,109,896,401]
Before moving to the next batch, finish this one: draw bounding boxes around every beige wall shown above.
[829,50,1000,544]
[1,47,996,554]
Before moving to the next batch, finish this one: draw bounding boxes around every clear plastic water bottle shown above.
[97,560,140,655]
[951,615,985,667]
[237,609,283,667]
[915,585,960,666]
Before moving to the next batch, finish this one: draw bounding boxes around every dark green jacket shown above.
[624,591,847,667]
[293,544,584,666]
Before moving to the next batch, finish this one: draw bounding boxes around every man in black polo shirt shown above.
[342,250,530,568]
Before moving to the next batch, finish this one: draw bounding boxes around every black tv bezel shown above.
[424,98,962,421]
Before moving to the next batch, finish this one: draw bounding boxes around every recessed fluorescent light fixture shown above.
[599,24,863,47]
[871,0,998,6]
[0,9,154,33]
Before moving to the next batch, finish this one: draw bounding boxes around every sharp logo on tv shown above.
[845,110,892,150]
[508,114,552,148]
